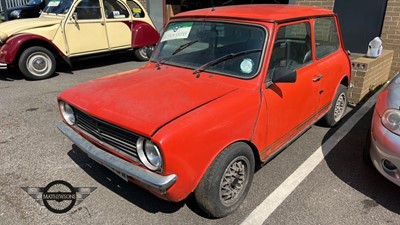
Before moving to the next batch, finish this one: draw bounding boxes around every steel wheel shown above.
[334,92,347,122]
[323,84,348,127]
[194,142,255,218]
[134,46,154,61]
[219,156,250,207]
[18,46,56,80]
[26,52,53,77]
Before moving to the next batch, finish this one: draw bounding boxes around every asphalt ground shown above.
[0,53,399,225]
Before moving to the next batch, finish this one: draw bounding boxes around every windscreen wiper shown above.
[155,40,199,69]
[193,49,261,77]
[172,40,199,55]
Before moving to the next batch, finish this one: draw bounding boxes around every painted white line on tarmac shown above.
[241,90,380,225]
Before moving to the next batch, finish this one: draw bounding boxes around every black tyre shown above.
[194,142,255,218]
[18,46,56,80]
[323,84,348,127]
[134,46,153,61]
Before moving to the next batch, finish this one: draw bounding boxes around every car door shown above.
[262,21,321,155]
[102,0,132,49]
[64,0,109,56]
[313,16,347,118]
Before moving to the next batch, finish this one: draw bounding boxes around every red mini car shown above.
[57,5,351,218]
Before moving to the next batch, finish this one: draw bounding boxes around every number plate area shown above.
[89,156,128,182]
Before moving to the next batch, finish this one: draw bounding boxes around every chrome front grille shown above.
[73,107,139,162]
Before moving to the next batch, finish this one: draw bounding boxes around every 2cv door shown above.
[102,0,133,49]
[64,0,109,55]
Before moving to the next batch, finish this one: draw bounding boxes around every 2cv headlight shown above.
[136,137,163,171]
[59,101,76,126]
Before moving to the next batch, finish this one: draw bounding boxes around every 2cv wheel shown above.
[18,46,56,80]
[134,46,153,61]
[194,142,255,218]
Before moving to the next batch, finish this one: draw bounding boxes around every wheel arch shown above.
[340,75,349,87]
[3,34,70,66]
[190,140,260,191]
[131,21,160,48]
[241,140,262,171]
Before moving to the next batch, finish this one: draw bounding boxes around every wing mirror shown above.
[266,68,297,88]
[272,68,297,83]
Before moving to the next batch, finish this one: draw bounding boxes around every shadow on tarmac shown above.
[67,146,210,218]
[322,101,400,215]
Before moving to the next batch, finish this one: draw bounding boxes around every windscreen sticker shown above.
[161,22,193,42]
[240,58,254,74]
[47,0,60,7]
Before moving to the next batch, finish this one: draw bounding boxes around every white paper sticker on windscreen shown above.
[47,0,60,7]
[161,22,193,42]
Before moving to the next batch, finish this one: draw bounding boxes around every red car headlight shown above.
[59,101,76,126]
[136,137,163,172]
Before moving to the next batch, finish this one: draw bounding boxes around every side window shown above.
[103,0,129,19]
[314,17,339,59]
[126,0,145,18]
[75,0,101,19]
[267,22,312,79]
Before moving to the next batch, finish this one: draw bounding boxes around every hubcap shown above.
[334,93,346,121]
[26,52,52,77]
[219,156,250,207]
[139,46,154,59]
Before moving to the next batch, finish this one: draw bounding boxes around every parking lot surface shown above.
[1,54,399,225]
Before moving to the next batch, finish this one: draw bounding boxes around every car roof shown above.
[173,4,334,23]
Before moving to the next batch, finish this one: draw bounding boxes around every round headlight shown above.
[381,108,400,136]
[60,101,76,125]
[137,138,162,171]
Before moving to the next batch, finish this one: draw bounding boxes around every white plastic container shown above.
[367,37,383,58]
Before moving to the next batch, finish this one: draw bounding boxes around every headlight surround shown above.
[10,10,21,18]
[381,108,400,136]
[59,101,76,126]
[136,137,163,172]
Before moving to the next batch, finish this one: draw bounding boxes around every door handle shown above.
[313,74,323,82]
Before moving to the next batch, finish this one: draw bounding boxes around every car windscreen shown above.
[151,21,267,79]
[27,0,43,6]
[43,0,73,14]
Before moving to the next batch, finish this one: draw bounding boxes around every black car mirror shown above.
[272,68,297,83]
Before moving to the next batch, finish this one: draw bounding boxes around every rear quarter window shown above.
[314,17,339,59]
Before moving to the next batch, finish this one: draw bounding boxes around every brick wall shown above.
[296,0,334,10]
[297,0,400,79]
[381,0,400,78]
[348,50,394,104]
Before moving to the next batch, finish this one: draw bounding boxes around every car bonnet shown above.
[0,17,61,42]
[59,65,240,137]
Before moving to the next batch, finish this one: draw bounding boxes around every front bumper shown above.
[369,110,400,187]
[57,122,178,194]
